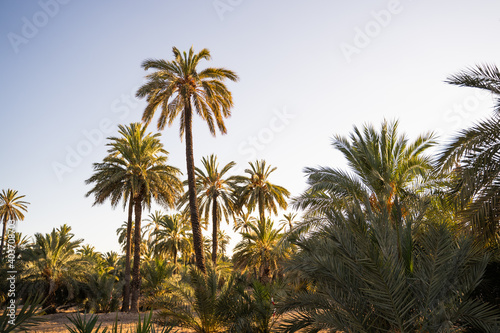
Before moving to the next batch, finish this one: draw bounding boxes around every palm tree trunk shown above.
[184,102,206,273]
[394,195,403,260]
[259,192,265,222]
[130,196,143,313]
[0,218,6,259]
[121,196,133,312]
[212,195,218,265]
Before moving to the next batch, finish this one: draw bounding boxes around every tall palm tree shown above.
[109,123,183,312]
[136,47,239,273]
[89,123,182,312]
[181,154,238,264]
[438,64,500,242]
[0,189,29,259]
[233,218,285,283]
[235,160,290,223]
[153,214,191,266]
[86,146,135,312]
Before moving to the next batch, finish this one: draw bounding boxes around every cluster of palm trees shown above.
[85,120,291,312]
[3,46,500,331]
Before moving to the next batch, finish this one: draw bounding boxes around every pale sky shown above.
[1,0,499,254]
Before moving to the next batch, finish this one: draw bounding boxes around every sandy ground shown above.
[28,310,313,332]
[28,310,194,333]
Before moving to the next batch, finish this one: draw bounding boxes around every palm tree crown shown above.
[181,154,238,264]
[235,160,290,223]
[294,120,435,222]
[0,189,29,258]
[87,123,182,312]
[435,64,500,242]
[233,218,285,283]
[153,214,191,265]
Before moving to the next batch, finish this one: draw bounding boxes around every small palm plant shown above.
[156,267,238,333]
[21,225,88,313]
[0,295,45,333]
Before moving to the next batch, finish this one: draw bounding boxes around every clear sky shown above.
[1,0,500,254]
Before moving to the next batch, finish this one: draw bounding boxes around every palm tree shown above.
[235,160,290,223]
[145,210,164,242]
[233,218,285,284]
[279,195,500,332]
[136,47,239,273]
[141,257,176,301]
[14,232,30,258]
[86,145,136,312]
[279,212,298,232]
[0,189,29,259]
[156,267,240,333]
[22,225,88,313]
[233,208,257,233]
[294,120,435,243]
[181,154,238,264]
[153,214,191,266]
[437,64,500,242]
[110,123,183,312]
[216,230,230,258]
[89,123,183,312]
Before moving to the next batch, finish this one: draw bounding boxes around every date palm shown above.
[181,154,238,264]
[136,47,239,273]
[233,208,257,233]
[145,210,164,242]
[279,212,298,232]
[89,123,182,312]
[438,64,500,242]
[0,189,29,259]
[294,120,435,237]
[153,214,191,266]
[279,196,500,332]
[22,225,87,313]
[233,218,285,284]
[235,160,290,223]
[86,147,135,311]
[156,267,240,333]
